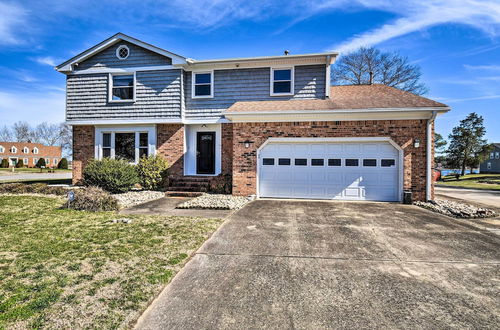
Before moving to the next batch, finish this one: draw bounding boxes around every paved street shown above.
[436,186,500,209]
[0,172,72,182]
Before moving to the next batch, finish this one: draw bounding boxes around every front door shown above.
[196,132,215,174]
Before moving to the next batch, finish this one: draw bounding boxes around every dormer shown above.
[33,147,39,154]
[23,146,29,154]
[11,146,17,153]
[0,145,4,153]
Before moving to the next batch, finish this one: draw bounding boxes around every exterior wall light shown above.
[244,140,251,148]
[414,138,420,148]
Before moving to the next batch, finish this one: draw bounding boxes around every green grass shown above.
[437,174,500,190]
[0,195,224,329]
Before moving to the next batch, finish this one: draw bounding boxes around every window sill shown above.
[108,99,136,103]
[270,93,294,97]
[192,95,214,99]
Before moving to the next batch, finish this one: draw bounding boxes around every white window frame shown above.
[191,71,214,99]
[487,162,492,169]
[116,44,130,60]
[11,146,17,153]
[108,72,136,103]
[45,158,50,165]
[33,147,39,154]
[23,147,29,154]
[0,146,4,153]
[33,158,38,165]
[490,152,495,159]
[23,158,28,165]
[53,158,58,165]
[95,126,156,165]
[496,152,499,159]
[270,66,294,96]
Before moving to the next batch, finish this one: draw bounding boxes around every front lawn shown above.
[437,173,500,190]
[0,195,223,329]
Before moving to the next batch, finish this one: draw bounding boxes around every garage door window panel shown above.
[345,159,359,166]
[263,158,275,165]
[363,159,377,167]
[295,159,307,166]
[278,158,291,165]
[311,159,324,166]
[328,159,341,166]
[381,159,396,167]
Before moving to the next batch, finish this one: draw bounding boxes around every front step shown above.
[169,186,208,192]
[165,191,204,197]
[168,176,212,194]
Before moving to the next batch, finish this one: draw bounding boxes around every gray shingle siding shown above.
[76,41,172,71]
[66,70,182,121]
[184,65,326,118]
[479,145,500,173]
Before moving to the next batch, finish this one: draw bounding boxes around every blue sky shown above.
[0,0,499,142]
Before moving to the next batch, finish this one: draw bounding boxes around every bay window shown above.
[96,126,155,164]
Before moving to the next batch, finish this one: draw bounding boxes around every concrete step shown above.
[166,191,204,197]
[169,186,208,192]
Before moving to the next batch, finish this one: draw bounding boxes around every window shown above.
[99,131,151,164]
[11,146,17,153]
[192,72,213,98]
[0,146,4,153]
[102,133,111,158]
[33,158,38,165]
[262,158,274,165]
[278,158,291,165]
[295,158,307,166]
[496,152,499,159]
[33,147,39,154]
[116,45,130,60]
[271,68,293,95]
[491,152,495,159]
[139,133,148,159]
[381,159,396,167]
[363,159,377,167]
[110,74,135,101]
[23,147,29,154]
[311,159,324,166]
[115,133,135,162]
[345,159,359,167]
[328,159,341,166]
[23,158,28,165]
[45,158,50,165]
[487,162,492,169]
[53,158,58,165]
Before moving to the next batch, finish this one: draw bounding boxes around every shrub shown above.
[58,158,69,169]
[0,183,67,196]
[83,158,139,193]
[15,160,24,168]
[0,158,8,168]
[64,186,119,212]
[136,155,169,190]
[36,158,46,168]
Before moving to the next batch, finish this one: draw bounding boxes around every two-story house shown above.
[0,142,62,168]
[480,143,500,173]
[56,33,450,202]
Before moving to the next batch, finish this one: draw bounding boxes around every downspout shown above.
[325,55,331,98]
[426,111,437,201]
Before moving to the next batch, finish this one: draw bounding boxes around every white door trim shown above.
[256,137,404,201]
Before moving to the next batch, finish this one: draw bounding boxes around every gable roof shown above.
[226,84,449,113]
[55,33,187,73]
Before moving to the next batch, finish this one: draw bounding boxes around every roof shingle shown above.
[227,84,448,113]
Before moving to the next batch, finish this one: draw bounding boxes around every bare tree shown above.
[59,123,73,157]
[33,122,62,146]
[13,121,32,142]
[331,47,428,95]
[0,125,13,141]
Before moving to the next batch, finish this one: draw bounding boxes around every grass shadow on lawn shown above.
[0,195,224,329]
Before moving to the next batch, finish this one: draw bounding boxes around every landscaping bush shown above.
[0,183,67,196]
[83,158,139,193]
[136,155,170,190]
[64,186,119,212]
[0,158,8,168]
[15,160,24,168]
[58,158,69,169]
[36,158,46,168]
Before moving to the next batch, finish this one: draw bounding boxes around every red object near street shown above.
[434,170,441,182]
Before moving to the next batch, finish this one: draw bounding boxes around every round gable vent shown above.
[116,45,130,60]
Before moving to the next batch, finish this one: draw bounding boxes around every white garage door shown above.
[258,140,400,201]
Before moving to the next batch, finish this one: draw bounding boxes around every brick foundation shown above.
[231,120,432,201]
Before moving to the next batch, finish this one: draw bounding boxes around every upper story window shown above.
[271,67,294,96]
[192,72,213,98]
[491,152,495,159]
[116,45,130,60]
[33,147,39,154]
[496,152,499,159]
[23,147,29,154]
[0,146,4,153]
[109,73,135,102]
[11,146,17,153]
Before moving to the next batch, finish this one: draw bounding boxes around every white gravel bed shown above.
[176,194,252,210]
[113,190,165,208]
[414,198,496,219]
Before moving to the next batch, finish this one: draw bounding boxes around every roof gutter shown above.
[426,110,438,201]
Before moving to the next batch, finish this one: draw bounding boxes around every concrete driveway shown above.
[136,200,500,329]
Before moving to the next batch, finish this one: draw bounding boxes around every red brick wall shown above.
[231,120,431,201]
[221,123,233,175]
[157,124,184,177]
[0,142,62,168]
[72,125,95,184]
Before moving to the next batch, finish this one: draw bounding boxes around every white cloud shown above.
[0,90,65,126]
[32,56,59,66]
[442,94,500,103]
[464,64,500,71]
[0,2,28,45]
[328,0,500,53]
